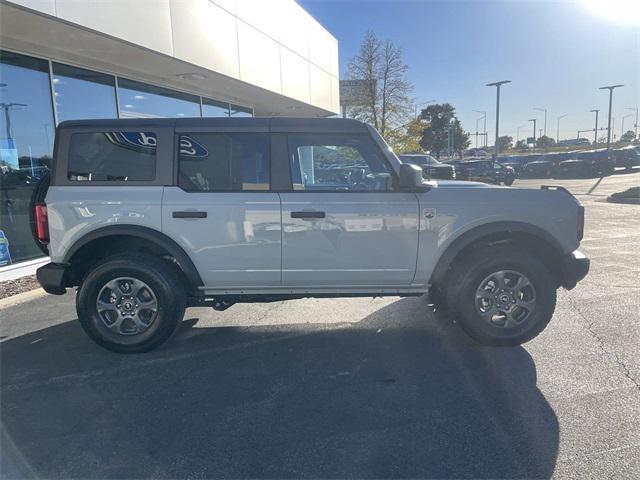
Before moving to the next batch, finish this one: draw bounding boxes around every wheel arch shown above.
[63,225,203,290]
[430,221,566,288]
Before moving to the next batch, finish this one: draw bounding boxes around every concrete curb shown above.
[0,289,47,309]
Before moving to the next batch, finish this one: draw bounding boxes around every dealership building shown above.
[0,0,340,275]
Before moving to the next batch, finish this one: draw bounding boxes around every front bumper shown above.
[560,250,590,290]
[36,263,68,295]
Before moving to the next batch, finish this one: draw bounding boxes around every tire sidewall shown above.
[453,250,556,346]
[77,256,184,353]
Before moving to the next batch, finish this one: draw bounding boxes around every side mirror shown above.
[399,163,429,191]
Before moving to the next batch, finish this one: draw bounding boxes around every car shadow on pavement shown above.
[1,297,559,479]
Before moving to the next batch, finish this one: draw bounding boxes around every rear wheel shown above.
[76,253,186,353]
[447,246,556,346]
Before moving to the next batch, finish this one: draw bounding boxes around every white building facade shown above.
[0,0,339,270]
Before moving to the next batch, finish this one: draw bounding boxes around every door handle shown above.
[291,210,326,219]
[172,211,207,219]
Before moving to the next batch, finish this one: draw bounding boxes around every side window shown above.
[68,131,156,181]
[288,134,393,192]
[178,133,269,192]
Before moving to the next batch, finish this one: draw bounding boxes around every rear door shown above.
[162,124,281,289]
[279,133,420,287]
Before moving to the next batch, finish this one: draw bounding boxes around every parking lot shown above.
[1,172,639,479]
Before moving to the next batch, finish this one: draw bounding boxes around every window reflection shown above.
[0,50,55,264]
[118,78,200,118]
[202,97,230,117]
[52,63,117,122]
[230,104,253,117]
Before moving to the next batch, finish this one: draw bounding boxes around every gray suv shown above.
[34,117,589,353]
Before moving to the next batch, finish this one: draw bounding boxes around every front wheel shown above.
[76,254,186,353]
[447,246,557,346]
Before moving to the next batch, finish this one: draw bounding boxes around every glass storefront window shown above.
[118,78,200,118]
[202,97,230,117]
[52,63,117,122]
[0,50,55,265]
[230,104,253,117]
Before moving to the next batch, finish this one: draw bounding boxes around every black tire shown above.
[446,246,556,346]
[76,253,186,353]
[504,177,515,186]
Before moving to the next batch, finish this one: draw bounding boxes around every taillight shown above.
[34,203,49,245]
[577,206,584,241]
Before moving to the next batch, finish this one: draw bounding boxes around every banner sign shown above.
[339,80,372,107]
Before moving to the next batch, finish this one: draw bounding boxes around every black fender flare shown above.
[63,225,203,288]
[429,221,566,286]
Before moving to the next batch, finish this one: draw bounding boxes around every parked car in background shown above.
[611,147,640,170]
[399,154,456,180]
[519,153,568,179]
[555,151,615,178]
[453,159,515,185]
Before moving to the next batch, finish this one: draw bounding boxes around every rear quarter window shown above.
[67,131,156,181]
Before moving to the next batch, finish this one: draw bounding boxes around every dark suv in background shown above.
[450,159,515,185]
[399,154,456,180]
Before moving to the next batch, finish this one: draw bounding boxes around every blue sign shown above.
[179,136,209,159]
[102,132,208,158]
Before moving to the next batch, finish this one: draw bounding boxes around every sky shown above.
[299,0,639,146]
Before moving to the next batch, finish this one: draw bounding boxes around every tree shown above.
[497,135,513,152]
[386,118,427,153]
[515,139,527,149]
[417,103,470,157]
[621,130,636,143]
[536,135,555,149]
[346,31,413,137]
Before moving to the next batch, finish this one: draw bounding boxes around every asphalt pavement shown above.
[1,172,639,479]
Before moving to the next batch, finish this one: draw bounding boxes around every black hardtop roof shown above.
[57,117,370,133]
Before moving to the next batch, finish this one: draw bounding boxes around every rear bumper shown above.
[36,263,68,295]
[560,250,590,290]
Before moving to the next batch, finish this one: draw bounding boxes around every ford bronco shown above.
[34,117,589,352]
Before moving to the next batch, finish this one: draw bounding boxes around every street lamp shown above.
[486,80,511,158]
[414,99,436,119]
[556,114,567,144]
[626,107,638,139]
[590,109,600,145]
[621,113,633,139]
[516,124,525,144]
[0,102,27,140]
[599,84,624,150]
[473,110,487,147]
[534,107,548,137]
[528,118,537,146]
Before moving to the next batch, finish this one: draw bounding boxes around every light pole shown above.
[599,84,623,150]
[516,124,525,144]
[590,109,600,145]
[473,110,487,147]
[0,103,27,141]
[486,80,511,158]
[414,99,436,119]
[528,118,537,146]
[621,113,633,139]
[556,114,567,144]
[626,106,638,139]
[534,107,548,137]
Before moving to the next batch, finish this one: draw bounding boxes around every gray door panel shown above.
[280,192,420,286]
[162,187,281,287]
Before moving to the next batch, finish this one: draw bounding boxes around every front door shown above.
[280,133,420,287]
[162,131,281,289]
